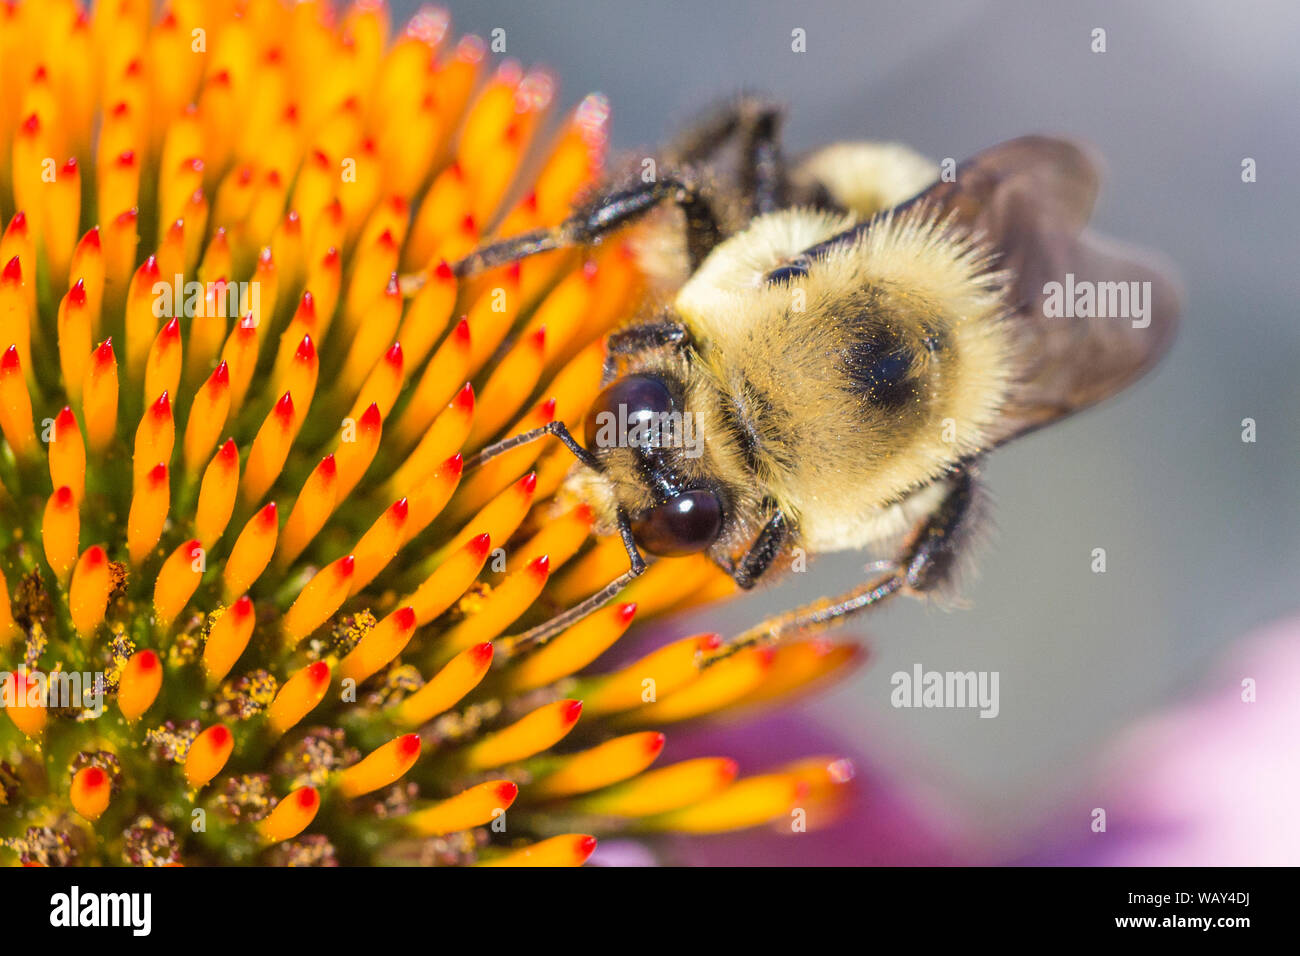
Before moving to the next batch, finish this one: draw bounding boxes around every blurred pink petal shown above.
[1018,614,1300,865]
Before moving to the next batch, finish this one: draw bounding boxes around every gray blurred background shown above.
[403,0,1299,845]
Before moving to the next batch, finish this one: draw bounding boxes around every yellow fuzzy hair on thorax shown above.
[674,206,1018,553]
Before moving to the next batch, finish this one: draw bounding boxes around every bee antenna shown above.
[464,420,602,473]
[500,510,646,656]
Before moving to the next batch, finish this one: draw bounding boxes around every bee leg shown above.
[725,508,790,590]
[607,322,691,356]
[897,470,977,594]
[453,172,723,276]
[670,96,771,160]
[668,95,787,215]
[464,420,601,472]
[602,321,693,378]
[707,569,905,664]
[500,509,647,656]
[741,105,787,215]
[705,472,977,663]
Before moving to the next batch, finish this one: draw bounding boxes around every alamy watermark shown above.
[588,405,704,458]
[1042,273,1152,328]
[1,669,104,718]
[890,663,999,718]
[152,274,259,322]
[50,886,151,936]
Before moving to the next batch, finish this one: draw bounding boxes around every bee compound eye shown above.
[765,256,811,284]
[631,489,724,557]
[583,374,676,452]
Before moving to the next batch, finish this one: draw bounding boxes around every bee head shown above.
[582,373,723,556]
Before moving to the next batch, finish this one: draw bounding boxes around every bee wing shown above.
[990,230,1181,442]
[900,136,1182,444]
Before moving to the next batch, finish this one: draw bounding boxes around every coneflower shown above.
[0,0,859,867]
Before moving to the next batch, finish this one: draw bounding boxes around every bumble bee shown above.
[455,97,1180,657]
